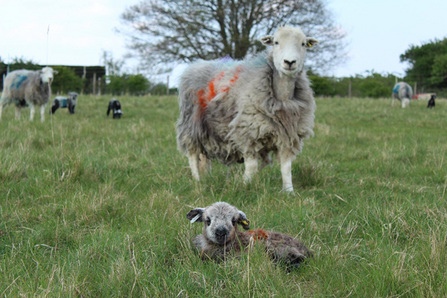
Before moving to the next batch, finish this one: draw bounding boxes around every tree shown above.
[119,0,348,73]
[51,66,85,94]
[400,38,447,89]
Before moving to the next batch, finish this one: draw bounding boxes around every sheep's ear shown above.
[260,35,274,46]
[53,70,59,74]
[238,210,250,230]
[305,38,319,48]
[186,208,205,223]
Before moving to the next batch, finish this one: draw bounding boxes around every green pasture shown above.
[0,95,446,297]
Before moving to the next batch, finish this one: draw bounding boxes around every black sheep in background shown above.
[107,99,123,119]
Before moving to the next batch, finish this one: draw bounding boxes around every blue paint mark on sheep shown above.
[392,84,400,94]
[11,75,28,89]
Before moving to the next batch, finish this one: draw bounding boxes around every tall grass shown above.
[1,96,446,297]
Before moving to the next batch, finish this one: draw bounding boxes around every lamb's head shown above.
[39,67,58,85]
[68,92,79,101]
[187,202,250,245]
[261,26,318,77]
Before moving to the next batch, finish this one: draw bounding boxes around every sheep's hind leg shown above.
[243,155,258,184]
[15,106,22,120]
[29,104,35,121]
[188,152,201,181]
[279,151,294,192]
[199,153,211,174]
[0,104,3,120]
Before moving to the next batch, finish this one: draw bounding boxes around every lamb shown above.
[107,98,123,119]
[187,202,312,269]
[50,92,79,114]
[0,67,58,122]
[176,26,318,192]
[392,82,413,108]
[427,94,436,109]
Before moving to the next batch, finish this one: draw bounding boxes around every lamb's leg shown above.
[0,104,3,120]
[188,152,200,181]
[15,106,22,120]
[279,151,294,192]
[29,104,35,121]
[40,105,46,122]
[243,155,258,183]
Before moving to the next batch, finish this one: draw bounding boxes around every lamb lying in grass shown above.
[187,202,312,269]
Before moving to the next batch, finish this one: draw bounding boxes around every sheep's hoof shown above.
[280,186,295,194]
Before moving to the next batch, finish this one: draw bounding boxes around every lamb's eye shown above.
[231,218,236,226]
[302,42,305,46]
[274,41,279,45]
[206,217,211,226]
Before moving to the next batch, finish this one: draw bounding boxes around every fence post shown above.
[348,79,352,98]
[414,82,417,95]
[166,75,169,96]
[93,73,97,95]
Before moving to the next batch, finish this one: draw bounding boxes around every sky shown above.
[1,0,447,85]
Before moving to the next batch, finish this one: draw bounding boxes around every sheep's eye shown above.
[274,41,279,45]
[231,218,236,226]
[302,42,305,46]
[205,217,211,226]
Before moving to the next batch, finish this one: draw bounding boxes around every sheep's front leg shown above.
[188,152,200,181]
[15,106,22,120]
[243,156,258,184]
[40,105,46,122]
[279,152,294,192]
[29,104,35,121]
[0,104,3,120]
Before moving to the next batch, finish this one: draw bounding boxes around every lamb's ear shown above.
[305,38,319,48]
[260,35,274,46]
[186,208,205,223]
[238,210,250,230]
[53,70,59,74]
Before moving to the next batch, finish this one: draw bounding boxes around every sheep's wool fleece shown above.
[177,52,316,165]
[2,70,51,106]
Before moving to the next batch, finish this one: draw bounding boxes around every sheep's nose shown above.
[284,60,296,69]
[215,227,228,243]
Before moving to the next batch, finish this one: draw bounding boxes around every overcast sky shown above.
[1,0,447,83]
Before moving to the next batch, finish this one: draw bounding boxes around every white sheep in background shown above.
[187,202,312,269]
[0,67,58,122]
[392,82,413,108]
[176,26,318,192]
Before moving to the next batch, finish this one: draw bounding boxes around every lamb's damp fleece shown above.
[0,67,58,122]
[187,202,312,268]
[176,26,318,192]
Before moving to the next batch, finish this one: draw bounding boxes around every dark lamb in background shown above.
[107,99,123,119]
[50,92,79,114]
[427,94,436,108]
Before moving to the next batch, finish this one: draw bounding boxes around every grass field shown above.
[0,95,446,297]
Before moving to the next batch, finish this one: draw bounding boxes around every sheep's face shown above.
[261,26,318,77]
[40,67,58,85]
[187,202,250,246]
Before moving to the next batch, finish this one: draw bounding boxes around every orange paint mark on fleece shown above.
[196,66,243,113]
[248,229,269,241]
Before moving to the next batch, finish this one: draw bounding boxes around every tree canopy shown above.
[119,0,348,73]
[400,38,447,90]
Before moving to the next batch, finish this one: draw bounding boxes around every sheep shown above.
[427,94,436,108]
[392,82,413,108]
[0,67,58,122]
[176,26,318,192]
[50,92,79,114]
[187,202,312,269]
[107,98,123,119]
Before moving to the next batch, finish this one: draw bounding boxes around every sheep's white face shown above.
[187,202,250,246]
[40,67,58,85]
[261,26,318,77]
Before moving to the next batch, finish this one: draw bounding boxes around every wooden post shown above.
[98,77,101,96]
[93,73,97,95]
[348,79,352,98]
[414,82,417,96]
[166,75,169,96]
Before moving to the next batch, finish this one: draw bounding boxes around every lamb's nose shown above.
[284,60,296,69]
[215,227,227,238]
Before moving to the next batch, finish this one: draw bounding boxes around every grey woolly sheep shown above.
[50,92,79,114]
[0,67,58,122]
[392,82,413,108]
[176,26,318,192]
[187,202,312,269]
